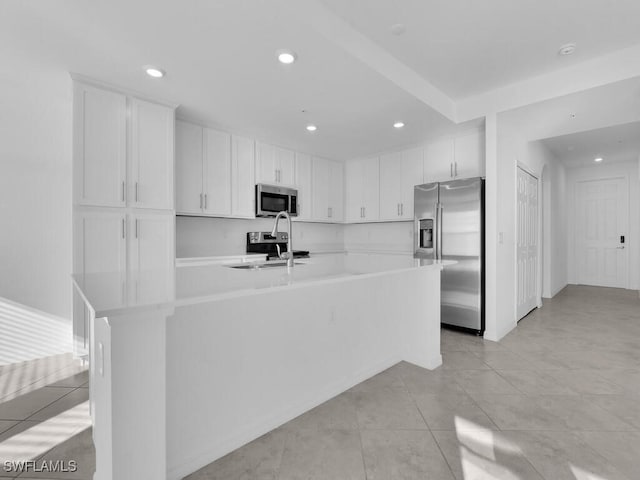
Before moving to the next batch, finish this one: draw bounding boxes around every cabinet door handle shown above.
[135,182,139,202]
[98,342,104,377]
[328,207,332,218]
[135,219,139,239]
[122,218,125,239]
[450,163,453,178]
[121,181,126,202]
[199,193,203,209]
[401,203,404,216]
[454,162,458,177]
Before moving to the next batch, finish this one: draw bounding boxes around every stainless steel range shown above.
[246,232,309,260]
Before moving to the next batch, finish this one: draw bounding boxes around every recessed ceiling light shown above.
[569,113,577,119]
[390,23,406,35]
[306,124,317,132]
[594,157,603,163]
[144,66,165,78]
[558,43,576,56]
[276,49,297,64]
[393,122,405,129]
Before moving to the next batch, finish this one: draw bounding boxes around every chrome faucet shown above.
[271,211,294,267]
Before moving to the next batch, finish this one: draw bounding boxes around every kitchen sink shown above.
[228,261,305,269]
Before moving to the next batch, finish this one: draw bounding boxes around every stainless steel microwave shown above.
[255,184,298,217]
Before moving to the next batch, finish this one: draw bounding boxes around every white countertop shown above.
[73,253,453,318]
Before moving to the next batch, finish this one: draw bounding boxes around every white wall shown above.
[486,117,570,341]
[176,217,344,258]
[525,141,568,298]
[565,160,639,290]
[343,222,413,255]
[0,50,73,323]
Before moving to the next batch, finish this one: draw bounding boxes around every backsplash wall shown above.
[343,221,414,254]
[176,216,345,258]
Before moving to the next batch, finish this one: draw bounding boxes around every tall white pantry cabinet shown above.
[72,79,176,358]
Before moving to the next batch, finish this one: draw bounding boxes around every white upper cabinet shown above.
[203,128,232,216]
[175,121,233,217]
[399,147,424,219]
[423,130,485,183]
[424,138,455,183]
[74,82,175,211]
[379,148,423,221]
[454,130,485,179]
[379,152,402,220]
[74,84,127,207]
[175,120,203,214]
[256,142,295,185]
[329,160,344,222]
[294,152,312,221]
[312,157,343,223]
[231,135,256,218]
[129,98,175,210]
[346,157,379,223]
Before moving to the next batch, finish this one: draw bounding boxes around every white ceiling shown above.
[498,77,640,142]
[3,0,640,160]
[321,0,640,99]
[540,121,640,168]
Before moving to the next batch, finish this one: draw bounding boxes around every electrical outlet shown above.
[498,232,504,244]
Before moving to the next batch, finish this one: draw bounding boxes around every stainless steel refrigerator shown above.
[414,177,484,334]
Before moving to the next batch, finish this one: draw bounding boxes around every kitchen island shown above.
[73,253,447,480]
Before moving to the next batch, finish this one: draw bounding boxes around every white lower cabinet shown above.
[128,212,175,273]
[72,209,174,356]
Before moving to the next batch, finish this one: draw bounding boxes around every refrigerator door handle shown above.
[432,203,440,260]
[437,203,443,260]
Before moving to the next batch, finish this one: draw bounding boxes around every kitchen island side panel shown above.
[165,266,441,479]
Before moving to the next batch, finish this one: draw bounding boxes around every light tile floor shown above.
[1,285,638,479]
[187,286,640,480]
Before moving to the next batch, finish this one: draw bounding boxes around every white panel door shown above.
[517,168,539,320]
[576,178,628,288]
[203,128,231,216]
[231,135,255,217]
[130,98,175,210]
[294,152,312,221]
[175,121,203,214]
[400,147,424,219]
[76,85,127,207]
